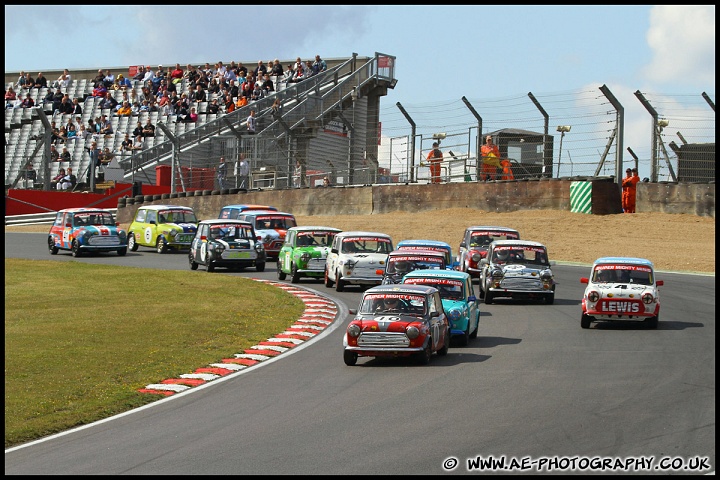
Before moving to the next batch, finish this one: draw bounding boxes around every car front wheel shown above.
[156,237,167,254]
[255,262,266,272]
[48,237,59,255]
[277,261,287,280]
[189,252,198,270]
[291,263,301,283]
[71,240,81,257]
[324,268,334,287]
[117,248,127,256]
[417,340,432,365]
[128,233,138,252]
[343,350,358,366]
[581,314,592,329]
[645,315,659,329]
[438,328,450,356]
[335,270,345,292]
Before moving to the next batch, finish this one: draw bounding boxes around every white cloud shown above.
[643,5,715,86]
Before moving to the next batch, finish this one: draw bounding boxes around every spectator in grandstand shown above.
[139,86,154,104]
[170,63,184,85]
[100,91,117,111]
[228,79,239,99]
[21,72,34,90]
[193,85,206,103]
[224,66,237,83]
[131,100,142,115]
[33,72,48,89]
[283,64,295,84]
[49,144,60,162]
[45,87,62,108]
[293,57,304,72]
[208,98,220,114]
[5,86,17,108]
[262,74,274,95]
[293,160,302,188]
[254,60,268,78]
[306,60,318,77]
[427,142,443,184]
[131,135,144,151]
[99,115,113,137]
[55,126,68,145]
[48,121,60,143]
[103,70,115,88]
[15,71,27,89]
[290,64,305,84]
[237,62,248,78]
[142,65,155,86]
[202,62,214,78]
[120,134,133,153]
[117,74,132,90]
[66,123,78,142]
[271,98,282,117]
[142,119,156,137]
[246,110,256,134]
[92,69,106,88]
[71,97,83,115]
[186,107,198,123]
[235,95,248,109]
[53,69,72,89]
[51,168,65,189]
[214,61,227,80]
[58,168,77,190]
[240,81,252,100]
[313,55,327,73]
[78,123,93,142]
[207,78,220,95]
[251,82,264,101]
[57,96,74,115]
[60,146,72,163]
[133,65,146,82]
[100,147,115,165]
[116,100,132,117]
[92,83,107,98]
[131,121,143,139]
[223,94,235,114]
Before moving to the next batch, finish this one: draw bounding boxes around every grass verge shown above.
[4,258,305,448]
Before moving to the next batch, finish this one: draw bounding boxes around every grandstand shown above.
[5,53,397,191]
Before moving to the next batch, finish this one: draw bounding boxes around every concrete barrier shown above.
[114,179,715,225]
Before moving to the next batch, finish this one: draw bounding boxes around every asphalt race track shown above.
[4,232,716,475]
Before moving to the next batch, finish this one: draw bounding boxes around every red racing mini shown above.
[343,284,450,366]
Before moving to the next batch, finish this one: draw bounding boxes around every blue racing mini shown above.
[48,208,128,257]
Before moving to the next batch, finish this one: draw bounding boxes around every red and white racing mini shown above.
[580,257,664,329]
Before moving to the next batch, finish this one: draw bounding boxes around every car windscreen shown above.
[492,246,548,265]
[403,277,464,300]
[255,215,296,230]
[209,224,254,240]
[296,231,337,247]
[159,210,198,224]
[73,212,115,226]
[592,265,653,285]
[470,231,519,247]
[386,255,445,274]
[341,236,392,254]
[359,294,426,315]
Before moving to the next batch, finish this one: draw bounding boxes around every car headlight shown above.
[448,308,461,321]
[491,268,504,279]
[347,324,361,338]
[540,269,553,280]
[642,292,655,304]
[117,230,127,240]
[254,242,264,252]
[470,252,481,262]
[406,325,420,339]
[300,252,311,262]
[165,229,179,238]
[342,258,357,268]
[587,290,600,302]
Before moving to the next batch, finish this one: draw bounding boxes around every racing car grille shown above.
[88,236,120,246]
[307,258,326,270]
[501,277,543,290]
[174,234,193,244]
[357,332,410,348]
[351,265,382,278]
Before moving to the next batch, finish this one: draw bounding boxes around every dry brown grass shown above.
[8,209,715,273]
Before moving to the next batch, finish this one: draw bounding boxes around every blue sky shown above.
[4,5,715,179]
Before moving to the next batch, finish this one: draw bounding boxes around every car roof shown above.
[198,219,253,227]
[397,239,452,248]
[592,257,655,268]
[491,239,545,247]
[221,204,278,211]
[239,210,294,217]
[288,226,342,232]
[465,226,519,233]
[363,284,437,296]
[403,269,471,281]
[388,249,446,258]
[337,231,392,239]
[59,207,112,213]
[138,205,194,211]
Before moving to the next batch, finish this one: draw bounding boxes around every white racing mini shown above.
[324,231,393,292]
[580,257,663,329]
[479,239,556,304]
